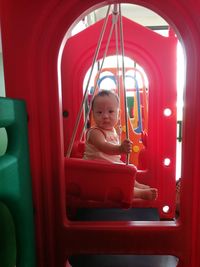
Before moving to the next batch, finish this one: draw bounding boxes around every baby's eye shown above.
[109,110,114,113]
[96,111,102,114]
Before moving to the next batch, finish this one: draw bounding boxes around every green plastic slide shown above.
[0,97,36,267]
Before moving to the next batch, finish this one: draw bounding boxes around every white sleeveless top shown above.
[83,127,122,163]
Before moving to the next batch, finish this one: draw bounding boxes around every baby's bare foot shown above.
[134,188,158,200]
[142,188,158,200]
[135,180,150,189]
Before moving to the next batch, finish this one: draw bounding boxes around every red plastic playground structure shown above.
[1,1,200,267]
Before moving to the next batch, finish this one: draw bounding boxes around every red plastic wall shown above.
[1,1,200,267]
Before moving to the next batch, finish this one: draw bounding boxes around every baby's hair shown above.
[92,90,119,110]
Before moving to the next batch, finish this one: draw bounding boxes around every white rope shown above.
[119,4,129,164]
[66,3,130,164]
[113,4,121,135]
[80,5,120,140]
[66,5,111,157]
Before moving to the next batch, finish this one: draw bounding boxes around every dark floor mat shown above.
[72,208,160,221]
[69,255,179,267]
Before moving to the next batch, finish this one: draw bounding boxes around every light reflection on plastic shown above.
[163,205,170,213]
[164,108,172,116]
[164,158,171,166]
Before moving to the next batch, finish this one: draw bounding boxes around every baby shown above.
[83,90,158,200]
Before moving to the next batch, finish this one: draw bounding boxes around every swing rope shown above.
[113,4,122,136]
[119,4,130,164]
[66,5,111,157]
[80,4,120,140]
[66,4,130,164]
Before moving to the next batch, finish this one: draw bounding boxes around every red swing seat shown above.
[67,139,175,219]
[65,155,136,211]
[66,141,153,212]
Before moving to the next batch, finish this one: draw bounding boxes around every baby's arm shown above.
[88,129,132,155]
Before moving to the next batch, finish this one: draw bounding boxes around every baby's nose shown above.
[103,112,109,118]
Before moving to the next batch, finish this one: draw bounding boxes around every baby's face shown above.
[92,94,119,130]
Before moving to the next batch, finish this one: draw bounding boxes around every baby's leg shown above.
[134,187,158,200]
[135,180,150,189]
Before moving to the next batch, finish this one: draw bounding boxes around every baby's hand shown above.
[120,139,132,154]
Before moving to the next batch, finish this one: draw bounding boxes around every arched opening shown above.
[60,3,185,220]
